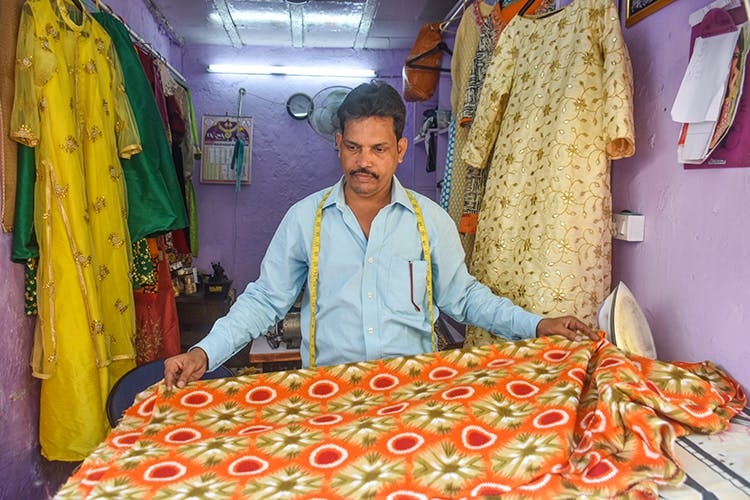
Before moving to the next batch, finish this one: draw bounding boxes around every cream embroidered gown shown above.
[11,0,140,460]
[461,0,634,346]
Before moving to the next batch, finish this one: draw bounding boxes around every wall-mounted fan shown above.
[307,86,351,144]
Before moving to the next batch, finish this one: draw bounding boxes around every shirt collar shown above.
[328,176,415,213]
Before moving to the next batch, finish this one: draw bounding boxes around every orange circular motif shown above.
[369,374,400,391]
[309,444,348,468]
[81,466,109,486]
[180,390,213,408]
[309,414,344,425]
[387,432,425,454]
[165,428,201,444]
[533,409,570,428]
[506,380,540,398]
[308,380,340,398]
[245,386,277,404]
[377,402,409,415]
[228,456,270,476]
[461,425,498,449]
[143,461,187,482]
[112,432,140,448]
[441,386,475,400]
[428,366,458,380]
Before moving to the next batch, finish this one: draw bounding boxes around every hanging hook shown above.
[236,88,246,120]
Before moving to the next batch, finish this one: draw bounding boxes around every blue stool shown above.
[106,358,232,427]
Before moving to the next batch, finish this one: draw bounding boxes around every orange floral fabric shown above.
[55,335,745,499]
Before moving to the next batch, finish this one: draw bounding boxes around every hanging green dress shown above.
[92,11,188,242]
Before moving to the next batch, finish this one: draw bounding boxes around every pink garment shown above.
[686,7,750,169]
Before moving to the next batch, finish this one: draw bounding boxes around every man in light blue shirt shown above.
[165,81,596,390]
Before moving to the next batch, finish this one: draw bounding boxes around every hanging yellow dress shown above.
[11,0,140,460]
[461,0,634,346]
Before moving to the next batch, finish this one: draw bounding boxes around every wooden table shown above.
[248,335,301,373]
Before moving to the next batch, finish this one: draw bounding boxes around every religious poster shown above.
[200,115,253,184]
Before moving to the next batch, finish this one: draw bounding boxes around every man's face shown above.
[336,116,407,201]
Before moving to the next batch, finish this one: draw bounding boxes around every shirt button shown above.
[367,327,374,333]
[367,292,373,300]
[367,257,374,264]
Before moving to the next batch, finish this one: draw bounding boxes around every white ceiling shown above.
[149,0,458,49]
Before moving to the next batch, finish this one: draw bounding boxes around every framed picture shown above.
[200,115,253,185]
[625,0,677,27]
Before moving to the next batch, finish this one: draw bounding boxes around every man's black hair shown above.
[337,80,406,139]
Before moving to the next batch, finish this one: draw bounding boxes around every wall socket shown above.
[613,211,644,242]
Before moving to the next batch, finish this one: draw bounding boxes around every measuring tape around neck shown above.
[308,188,435,368]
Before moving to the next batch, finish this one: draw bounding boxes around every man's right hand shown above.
[164,348,208,391]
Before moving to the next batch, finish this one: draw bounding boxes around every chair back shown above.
[106,359,232,427]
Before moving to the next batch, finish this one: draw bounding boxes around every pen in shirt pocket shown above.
[409,260,421,312]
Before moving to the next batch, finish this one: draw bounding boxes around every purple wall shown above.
[614,0,749,391]
[184,45,440,287]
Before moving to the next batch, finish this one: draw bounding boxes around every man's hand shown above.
[164,348,208,391]
[536,316,598,342]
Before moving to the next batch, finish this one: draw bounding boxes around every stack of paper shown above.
[671,27,745,164]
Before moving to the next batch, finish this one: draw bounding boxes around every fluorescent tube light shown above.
[209,11,360,25]
[207,64,377,78]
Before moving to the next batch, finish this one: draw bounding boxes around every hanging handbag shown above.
[402,22,452,102]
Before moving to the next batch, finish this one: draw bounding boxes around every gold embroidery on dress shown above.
[98,265,110,281]
[40,38,52,52]
[83,59,97,74]
[118,83,126,94]
[90,320,104,335]
[87,125,102,142]
[39,96,48,112]
[108,233,125,248]
[121,207,128,219]
[14,124,35,143]
[74,251,92,267]
[93,196,107,213]
[45,22,59,40]
[60,136,78,153]
[102,99,109,115]
[95,38,105,54]
[54,183,69,199]
[109,165,121,181]
[83,210,90,222]
[114,299,128,314]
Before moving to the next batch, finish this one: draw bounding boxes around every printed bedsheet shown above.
[55,334,746,499]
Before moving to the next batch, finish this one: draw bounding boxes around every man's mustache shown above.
[350,168,379,179]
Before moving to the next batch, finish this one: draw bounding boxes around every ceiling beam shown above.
[287,2,305,48]
[211,0,243,48]
[143,0,185,46]
[354,0,379,49]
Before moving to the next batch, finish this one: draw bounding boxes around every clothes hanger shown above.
[439,0,470,32]
[518,0,537,16]
[405,41,453,72]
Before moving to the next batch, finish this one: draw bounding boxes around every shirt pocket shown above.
[385,257,428,314]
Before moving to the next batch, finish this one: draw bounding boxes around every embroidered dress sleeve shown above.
[10,3,54,147]
[600,0,635,159]
[461,27,516,169]
[110,45,142,159]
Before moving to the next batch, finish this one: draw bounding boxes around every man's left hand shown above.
[536,316,598,342]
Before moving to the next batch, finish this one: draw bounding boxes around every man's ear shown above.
[397,136,408,163]
[335,132,343,156]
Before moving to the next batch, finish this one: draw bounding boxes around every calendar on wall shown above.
[200,115,253,184]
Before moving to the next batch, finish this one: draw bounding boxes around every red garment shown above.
[133,237,180,364]
[136,46,170,137]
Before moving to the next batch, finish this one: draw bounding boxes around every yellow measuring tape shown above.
[308,188,435,368]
